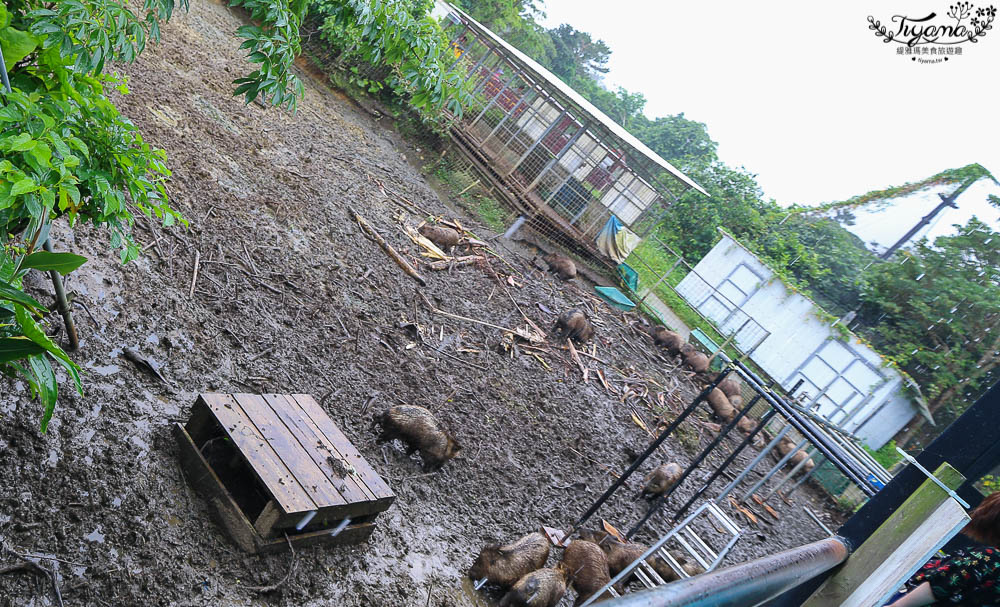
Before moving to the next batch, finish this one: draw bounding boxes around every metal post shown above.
[593,537,850,607]
[763,447,818,501]
[481,88,536,146]
[524,119,589,192]
[469,54,501,97]
[44,239,80,351]
[740,438,808,503]
[673,405,774,522]
[639,256,683,304]
[572,372,731,532]
[783,455,826,498]
[0,39,11,93]
[505,107,568,176]
[715,424,793,503]
[470,70,516,128]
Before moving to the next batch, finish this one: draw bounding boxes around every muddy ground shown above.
[0,2,846,605]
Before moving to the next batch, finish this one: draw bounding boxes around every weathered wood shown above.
[254,501,282,537]
[803,463,968,607]
[173,423,259,552]
[232,393,347,510]
[350,207,427,286]
[198,395,316,513]
[262,394,374,504]
[175,422,380,553]
[291,394,395,505]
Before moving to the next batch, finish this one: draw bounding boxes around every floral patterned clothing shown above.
[906,547,1000,605]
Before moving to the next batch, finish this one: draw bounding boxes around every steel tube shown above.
[572,372,731,532]
[598,537,850,607]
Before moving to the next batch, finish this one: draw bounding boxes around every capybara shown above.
[650,326,684,354]
[707,387,735,421]
[375,405,461,468]
[561,540,613,606]
[681,344,710,374]
[717,376,742,398]
[542,252,577,280]
[577,530,679,589]
[641,462,683,498]
[499,565,568,607]
[736,415,757,435]
[553,309,594,344]
[729,394,744,410]
[777,438,814,473]
[469,532,551,588]
[419,224,461,249]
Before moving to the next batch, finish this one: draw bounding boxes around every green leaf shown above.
[11,178,38,196]
[7,133,36,152]
[20,251,88,275]
[14,305,80,381]
[0,26,39,69]
[28,354,58,433]
[0,336,47,363]
[0,280,45,312]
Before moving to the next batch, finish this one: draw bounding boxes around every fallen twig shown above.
[426,256,483,271]
[242,534,297,593]
[0,552,64,607]
[350,208,426,286]
[189,249,201,299]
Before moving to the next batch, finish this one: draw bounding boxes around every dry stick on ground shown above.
[0,553,64,607]
[350,207,426,287]
[418,291,531,336]
[426,256,482,271]
[241,535,297,593]
[188,250,201,298]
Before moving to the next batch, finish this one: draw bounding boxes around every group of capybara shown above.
[468,530,704,606]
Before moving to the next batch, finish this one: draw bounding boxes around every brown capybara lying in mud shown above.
[707,387,735,421]
[649,325,684,354]
[681,344,710,374]
[561,540,613,606]
[777,438,815,473]
[717,375,742,398]
[577,529,680,590]
[469,532,551,588]
[499,565,568,607]
[541,252,577,280]
[419,224,461,250]
[553,309,594,344]
[641,462,683,499]
[375,405,461,468]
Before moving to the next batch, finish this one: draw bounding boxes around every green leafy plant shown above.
[1,0,304,431]
[313,0,473,122]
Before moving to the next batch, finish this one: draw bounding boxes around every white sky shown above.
[536,1,1000,206]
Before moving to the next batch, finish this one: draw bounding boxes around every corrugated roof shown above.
[442,2,709,197]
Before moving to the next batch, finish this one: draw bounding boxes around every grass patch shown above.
[430,156,512,233]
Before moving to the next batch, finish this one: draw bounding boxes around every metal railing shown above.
[597,537,851,607]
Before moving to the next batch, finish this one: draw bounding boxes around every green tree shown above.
[547,23,611,81]
[859,218,1000,446]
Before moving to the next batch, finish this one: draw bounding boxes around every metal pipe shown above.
[572,371,731,532]
[715,424,792,503]
[507,108,567,175]
[525,118,588,193]
[0,39,12,93]
[740,438,807,503]
[733,362,876,495]
[481,88,536,146]
[598,537,850,607]
[673,405,773,522]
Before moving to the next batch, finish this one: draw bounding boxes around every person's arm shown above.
[887,582,936,607]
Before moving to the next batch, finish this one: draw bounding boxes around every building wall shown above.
[676,233,918,448]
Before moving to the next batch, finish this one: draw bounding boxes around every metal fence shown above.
[624,237,770,360]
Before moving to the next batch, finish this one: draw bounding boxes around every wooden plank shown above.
[231,393,346,511]
[291,394,395,504]
[255,521,376,554]
[173,423,258,553]
[199,394,316,514]
[844,499,969,606]
[264,394,377,504]
[803,463,967,607]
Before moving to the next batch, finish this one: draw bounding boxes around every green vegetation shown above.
[430,155,509,232]
[1,0,303,430]
[311,0,472,124]
[863,440,903,470]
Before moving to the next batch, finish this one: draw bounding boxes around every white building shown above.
[676,229,924,448]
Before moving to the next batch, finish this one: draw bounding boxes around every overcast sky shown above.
[536,1,1000,206]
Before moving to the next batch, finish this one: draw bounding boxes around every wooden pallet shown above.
[175,393,395,553]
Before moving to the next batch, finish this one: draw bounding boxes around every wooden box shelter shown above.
[174,393,395,553]
[435,2,707,264]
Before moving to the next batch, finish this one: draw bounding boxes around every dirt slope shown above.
[0,2,843,605]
